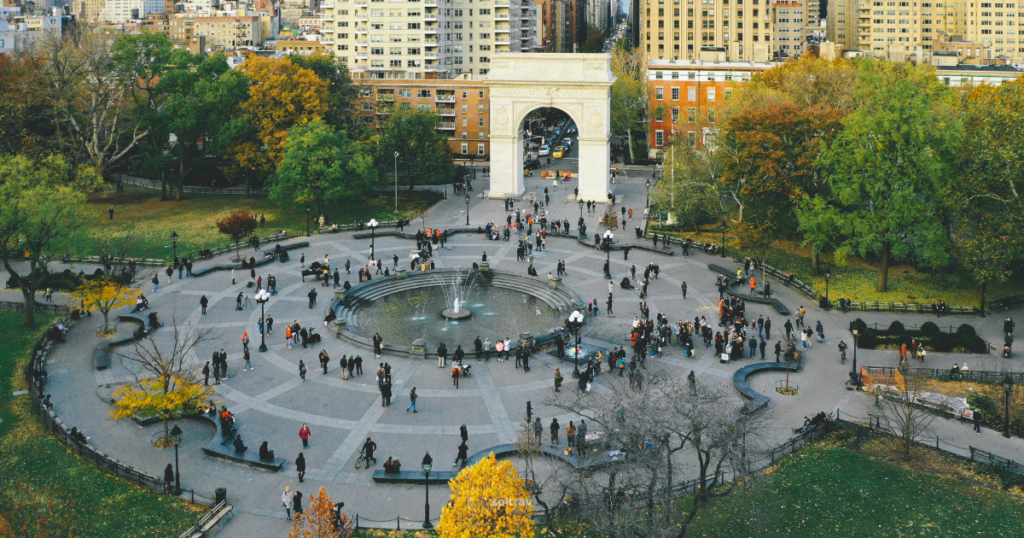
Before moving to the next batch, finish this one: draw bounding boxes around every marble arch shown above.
[485,53,616,203]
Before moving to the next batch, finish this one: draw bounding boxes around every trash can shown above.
[215,488,227,505]
[819,297,830,309]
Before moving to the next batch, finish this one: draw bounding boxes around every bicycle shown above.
[840,349,847,364]
[354,449,367,469]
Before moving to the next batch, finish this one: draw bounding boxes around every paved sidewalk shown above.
[31,169,1024,537]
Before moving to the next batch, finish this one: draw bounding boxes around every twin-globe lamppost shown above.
[255,288,270,352]
[465,193,471,226]
[368,218,379,261]
[567,310,584,379]
[169,424,183,495]
[171,231,178,259]
[305,205,311,237]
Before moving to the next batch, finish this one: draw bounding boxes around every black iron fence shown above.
[0,301,70,314]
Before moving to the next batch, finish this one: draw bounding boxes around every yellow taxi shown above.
[552,146,565,158]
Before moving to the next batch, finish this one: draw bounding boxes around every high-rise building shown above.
[321,0,539,79]
[825,0,1024,61]
[639,0,780,63]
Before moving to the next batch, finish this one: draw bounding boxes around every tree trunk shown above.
[877,241,891,293]
[160,172,168,201]
[811,245,821,276]
[244,172,250,200]
[163,417,169,444]
[20,287,36,327]
[627,130,635,163]
[102,309,110,333]
[177,161,185,201]
[980,281,987,317]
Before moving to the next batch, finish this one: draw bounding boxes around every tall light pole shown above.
[852,329,860,388]
[568,310,584,378]
[602,230,614,279]
[465,193,471,226]
[1003,375,1014,438]
[305,205,311,237]
[394,151,400,213]
[256,288,270,352]
[368,219,379,261]
[171,231,178,260]
[421,453,433,529]
[645,179,650,208]
[170,424,183,495]
[578,199,584,220]
[823,269,832,310]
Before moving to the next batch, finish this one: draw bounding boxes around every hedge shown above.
[852,318,987,353]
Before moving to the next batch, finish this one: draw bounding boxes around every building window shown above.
[655,87,664,99]
[688,131,696,146]
[672,87,680,100]
[688,87,696,101]
[655,130,664,146]
[707,88,716,102]
[655,109,664,121]
[477,144,485,155]
[418,90,432,97]
[687,107,696,122]
[478,118,485,127]
[399,89,412,97]
[461,143,469,154]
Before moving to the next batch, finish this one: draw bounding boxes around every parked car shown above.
[523,159,541,170]
[538,145,551,156]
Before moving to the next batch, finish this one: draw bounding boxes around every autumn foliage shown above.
[71,277,137,333]
[437,453,533,538]
[215,209,258,260]
[288,487,350,538]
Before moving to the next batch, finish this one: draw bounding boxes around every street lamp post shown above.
[602,230,614,279]
[465,193,471,226]
[720,217,727,258]
[170,424,183,495]
[394,151,400,213]
[368,219,379,261]
[256,288,270,352]
[421,453,433,529]
[578,199,584,220]
[1003,375,1014,438]
[305,205,311,237]
[645,180,650,208]
[852,329,860,387]
[171,231,178,260]
[568,310,584,379]
[823,269,832,311]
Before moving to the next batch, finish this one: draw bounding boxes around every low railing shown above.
[970,446,1024,476]
[865,366,1024,385]
[0,301,70,314]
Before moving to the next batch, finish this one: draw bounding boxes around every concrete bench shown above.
[201,440,285,471]
[94,345,113,370]
[371,470,458,484]
[118,313,161,334]
[707,264,791,316]
[733,362,799,414]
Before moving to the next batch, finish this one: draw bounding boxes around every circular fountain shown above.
[331,268,584,354]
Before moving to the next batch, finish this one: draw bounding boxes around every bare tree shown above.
[875,373,938,462]
[25,32,148,179]
[522,372,765,538]
[110,315,214,443]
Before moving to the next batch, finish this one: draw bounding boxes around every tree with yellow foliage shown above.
[235,56,329,175]
[71,277,136,333]
[110,318,213,444]
[437,453,533,538]
[288,487,350,538]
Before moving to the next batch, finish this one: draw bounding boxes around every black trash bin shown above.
[215,488,227,504]
[819,297,830,309]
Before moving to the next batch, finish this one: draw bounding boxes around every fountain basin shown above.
[441,308,473,321]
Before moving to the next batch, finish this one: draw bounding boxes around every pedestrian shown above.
[460,423,469,445]
[554,367,563,392]
[299,360,307,381]
[454,442,469,467]
[381,380,392,407]
[532,417,543,444]
[362,437,377,466]
[202,362,210,386]
[681,281,687,299]
[243,349,253,371]
[775,341,782,362]
[200,295,208,315]
[231,268,236,285]
[550,418,560,445]
[298,423,312,448]
[292,489,303,521]
[339,355,348,379]
[765,317,772,340]
[759,339,766,361]
[296,452,306,482]
[282,486,295,520]
[407,387,418,412]
[452,365,460,388]
[973,408,982,434]
[784,319,793,341]
[566,421,576,448]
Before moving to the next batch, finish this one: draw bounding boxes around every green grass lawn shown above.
[653,225,1024,307]
[685,442,1024,538]
[82,188,443,261]
[0,311,202,537]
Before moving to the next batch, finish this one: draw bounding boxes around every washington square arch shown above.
[486,53,616,203]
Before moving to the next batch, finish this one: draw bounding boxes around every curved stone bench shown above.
[189,241,310,278]
[707,263,791,317]
[94,313,162,370]
[371,470,458,484]
[201,439,286,471]
[733,362,799,414]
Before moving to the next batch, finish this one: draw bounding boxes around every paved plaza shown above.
[32,167,1024,537]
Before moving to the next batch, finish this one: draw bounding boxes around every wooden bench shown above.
[180,502,233,538]
[201,440,285,471]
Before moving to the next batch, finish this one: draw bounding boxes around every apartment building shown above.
[322,0,538,79]
[645,58,777,154]
[827,0,1024,60]
[639,0,783,63]
[356,78,491,156]
[99,0,164,22]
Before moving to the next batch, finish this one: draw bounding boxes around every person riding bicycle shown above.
[838,340,848,362]
[362,437,378,467]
